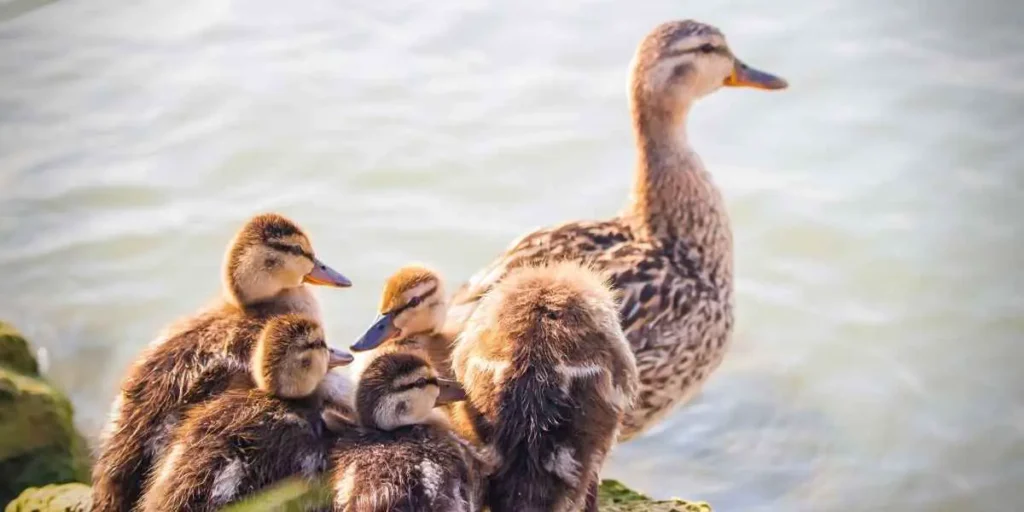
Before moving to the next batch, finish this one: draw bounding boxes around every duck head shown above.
[222,213,351,307]
[252,314,354,399]
[351,265,447,352]
[629,20,787,123]
[355,351,465,431]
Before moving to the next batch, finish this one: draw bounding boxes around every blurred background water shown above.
[1,0,1023,510]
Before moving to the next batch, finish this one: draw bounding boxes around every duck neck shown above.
[226,286,322,321]
[624,95,733,285]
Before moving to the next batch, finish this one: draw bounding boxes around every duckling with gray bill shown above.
[139,315,353,512]
[92,213,351,512]
[350,264,454,379]
[327,350,490,512]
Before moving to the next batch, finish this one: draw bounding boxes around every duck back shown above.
[139,388,330,512]
[329,424,487,512]
[92,293,317,511]
[450,263,638,512]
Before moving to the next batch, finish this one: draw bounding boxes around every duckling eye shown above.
[264,258,279,268]
[699,43,716,54]
[301,358,311,368]
[407,296,422,308]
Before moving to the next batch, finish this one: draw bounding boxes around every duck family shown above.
[90,19,786,512]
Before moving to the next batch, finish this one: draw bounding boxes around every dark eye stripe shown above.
[387,285,439,316]
[392,376,439,393]
[663,45,727,58]
[265,241,315,261]
[298,339,326,350]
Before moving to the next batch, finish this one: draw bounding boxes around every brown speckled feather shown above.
[447,218,729,440]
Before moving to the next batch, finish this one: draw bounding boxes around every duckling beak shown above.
[350,312,398,352]
[328,347,354,368]
[435,378,468,406]
[303,259,352,288]
[724,59,788,90]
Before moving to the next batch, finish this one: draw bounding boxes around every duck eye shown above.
[301,358,311,368]
[699,43,716,54]
[407,296,421,308]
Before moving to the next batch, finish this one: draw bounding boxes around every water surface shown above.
[1,0,1022,510]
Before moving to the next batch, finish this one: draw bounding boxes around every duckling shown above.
[138,314,353,512]
[448,262,640,512]
[349,264,453,378]
[326,350,489,512]
[92,213,352,512]
[445,19,787,441]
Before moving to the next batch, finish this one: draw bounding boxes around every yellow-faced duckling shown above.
[92,213,351,512]
[327,350,491,512]
[445,19,787,441]
[449,262,639,512]
[139,314,353,512]
[350,264,453,378]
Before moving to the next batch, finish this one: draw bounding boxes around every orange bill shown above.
[724,59,788,90]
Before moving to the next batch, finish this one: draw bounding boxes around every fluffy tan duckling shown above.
[326,350,492,512]
[138,315,353,512]
[448,262,639,512]
[349,264,453,378]
[92,213,351,512]
[446,19,787,442]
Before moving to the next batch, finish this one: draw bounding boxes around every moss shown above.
[4,483,92,512]
[0,322,91,506]
[220,478,331,512]
[210,478,711,511]
[598,479,712,512]
[0,322,39,376]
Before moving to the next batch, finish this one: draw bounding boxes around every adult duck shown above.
[445,20,787,441]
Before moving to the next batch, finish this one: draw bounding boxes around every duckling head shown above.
[252,314,354,399]
[223,213,352,307]
[350,265,447,352]
[629,20,787,123]
[355,351,465,431]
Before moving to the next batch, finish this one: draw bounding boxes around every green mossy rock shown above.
[213,478,712,511]
[598,479,712,512]
[4,483,92,512]
[3,475,712,511]
[0,322,39,376]
[0,322,91,507]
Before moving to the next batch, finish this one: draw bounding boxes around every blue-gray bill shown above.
[436,378,467,405]
[350,312,397,352]
[329,347,354,368]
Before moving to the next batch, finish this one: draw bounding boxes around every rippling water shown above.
[2,0,1022,510]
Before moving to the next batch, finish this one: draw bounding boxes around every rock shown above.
[599,479,713,512]
[0,322,91,507]
[0,322,39,376]
[205,477,712,512]
[5,483,92,512]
